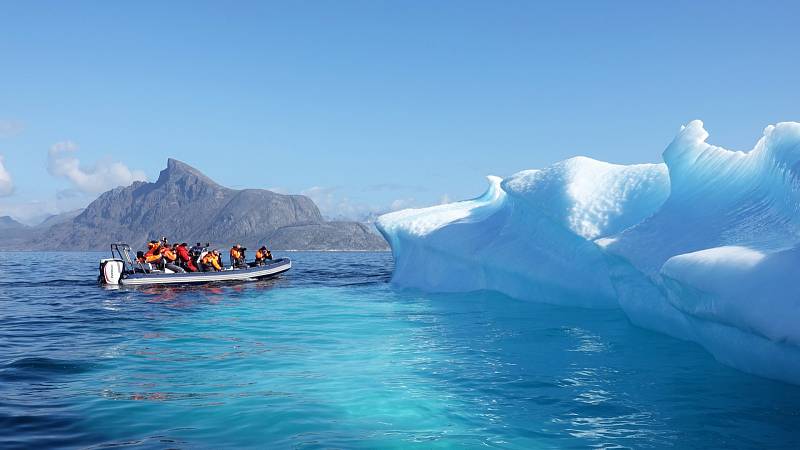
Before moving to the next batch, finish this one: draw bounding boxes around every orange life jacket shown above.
[145,242,163,263]
[202,253,222,270]
[230,247,241,260]
[256,249,271,260]
[161,247,177,262]
[144,242,160,257]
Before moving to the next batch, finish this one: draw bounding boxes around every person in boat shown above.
[144,240,159,257]
[255,246,272,265]
[229,244,246,268]
[196,244,211,269]
[176,243,198,272]
[201,250,223,272]
[144,240,163,268]
[136,250,153,273]
[160,244,185,273]
[239,246,247,267]
[190,242,203,258]
[171,243,181,267]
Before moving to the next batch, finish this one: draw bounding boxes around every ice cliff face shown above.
[377,120,800,385]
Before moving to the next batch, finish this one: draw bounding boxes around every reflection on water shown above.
[1,251,800,449]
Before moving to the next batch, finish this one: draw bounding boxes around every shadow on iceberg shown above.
[377,120,800,385]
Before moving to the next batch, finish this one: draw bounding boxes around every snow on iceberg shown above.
[377,120,800,384]
[378,157,670,308]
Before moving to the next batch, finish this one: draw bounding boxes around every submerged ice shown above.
[377,120,800,384]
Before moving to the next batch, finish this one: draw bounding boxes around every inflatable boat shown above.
[99,243,291,286]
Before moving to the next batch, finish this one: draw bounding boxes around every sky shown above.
[1,1,798,224]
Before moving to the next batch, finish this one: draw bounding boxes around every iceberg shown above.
[379,158,669,308]
[377,120,800,384]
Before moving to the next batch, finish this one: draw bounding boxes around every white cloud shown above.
[0,120,24,138]
[0,194,88,225]
[0,199,58,224]
[47,141,147,194]
[390,198,415,211]
[301,186,356,219]
[301,185,418,222]
[0,155,13,197]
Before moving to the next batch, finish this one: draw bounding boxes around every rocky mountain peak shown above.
[0,159,389,251]
[155,158,222,189]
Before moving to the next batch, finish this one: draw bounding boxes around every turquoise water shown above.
[1,252,800,449]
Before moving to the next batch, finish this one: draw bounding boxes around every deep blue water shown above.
[1,251,800,449]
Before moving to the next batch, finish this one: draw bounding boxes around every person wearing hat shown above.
[255,245,272,265]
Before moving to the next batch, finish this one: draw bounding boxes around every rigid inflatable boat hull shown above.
[119,258,291,286]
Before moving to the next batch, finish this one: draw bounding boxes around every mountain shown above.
[0,216,31,249]
[0,159,388,251]
[34,209,85,229]
[0,215,27,231]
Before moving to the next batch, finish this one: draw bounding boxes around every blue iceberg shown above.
[377,120,800,384]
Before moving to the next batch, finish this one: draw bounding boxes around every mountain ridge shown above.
[0,159,388,251]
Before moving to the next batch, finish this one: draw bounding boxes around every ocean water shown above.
[1,252,799,449]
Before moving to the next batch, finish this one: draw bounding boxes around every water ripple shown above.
[1,252,800,448]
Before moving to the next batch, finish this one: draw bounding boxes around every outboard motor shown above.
[99,259,124,284]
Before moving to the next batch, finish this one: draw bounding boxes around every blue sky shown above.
[1,1,798,223]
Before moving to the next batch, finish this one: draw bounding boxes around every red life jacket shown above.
[176,245,198,272]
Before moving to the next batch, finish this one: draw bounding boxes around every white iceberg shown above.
[379,157,670,308]
[377,120,800,384]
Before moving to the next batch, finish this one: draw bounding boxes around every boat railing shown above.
[109,243,147,274]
